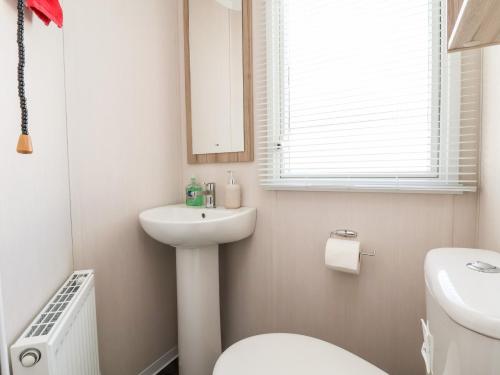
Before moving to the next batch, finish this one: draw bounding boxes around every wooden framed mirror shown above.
[184,0,253,164]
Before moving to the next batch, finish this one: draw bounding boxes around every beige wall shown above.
[178,2,478,374]
[181,163,477,375]
[478,45,500,251]
[0,0,73,349]
[1,1,493,375]
[63,1,182,374]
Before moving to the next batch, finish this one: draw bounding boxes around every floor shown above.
[158,359,179,375]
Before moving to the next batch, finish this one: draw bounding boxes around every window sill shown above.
[260,180,476,194]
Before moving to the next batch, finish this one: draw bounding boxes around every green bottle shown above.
[186,176,204,206]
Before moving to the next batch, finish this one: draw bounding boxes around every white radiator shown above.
[10,270,100,375]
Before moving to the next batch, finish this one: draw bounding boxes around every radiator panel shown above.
[11,270,100,375]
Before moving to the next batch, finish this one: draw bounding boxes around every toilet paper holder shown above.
[330,229,376,257]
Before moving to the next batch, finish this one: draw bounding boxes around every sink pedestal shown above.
[176,245,221,375]
[139,205,256,375]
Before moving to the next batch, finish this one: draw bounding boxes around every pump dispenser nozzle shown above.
[227,170,236,185]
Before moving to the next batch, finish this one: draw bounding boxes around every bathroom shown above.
[1,0,499,374]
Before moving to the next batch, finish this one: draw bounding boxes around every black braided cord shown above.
[17,0,29,135]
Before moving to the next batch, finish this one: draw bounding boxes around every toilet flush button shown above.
[466,261,500,273]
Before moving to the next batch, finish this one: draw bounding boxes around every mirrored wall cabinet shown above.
[448,0,500,52]
[184,0,253,164]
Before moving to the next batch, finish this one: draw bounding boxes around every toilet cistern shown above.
[424,248,500,375]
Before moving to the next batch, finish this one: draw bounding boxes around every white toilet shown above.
[213,333,386,375]
[423,248,500,375]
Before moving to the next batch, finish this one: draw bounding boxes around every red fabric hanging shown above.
[26,0,63,28]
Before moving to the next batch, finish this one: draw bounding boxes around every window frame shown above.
[262,0,476,193]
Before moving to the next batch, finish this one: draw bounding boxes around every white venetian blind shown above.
[256,0,481,192]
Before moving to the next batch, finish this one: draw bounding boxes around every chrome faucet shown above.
[204,183,216,208]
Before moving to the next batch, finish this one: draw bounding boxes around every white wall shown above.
[478,45,500,250]
[62,1,183,374]
[0,0,73,352]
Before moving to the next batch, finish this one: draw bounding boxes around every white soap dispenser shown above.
[224,170,241,209]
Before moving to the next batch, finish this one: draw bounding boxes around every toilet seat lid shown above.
[213,334,387,375]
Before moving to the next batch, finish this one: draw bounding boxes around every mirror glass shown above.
[188,0,244,155]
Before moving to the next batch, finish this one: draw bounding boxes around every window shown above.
[258,0,481,192]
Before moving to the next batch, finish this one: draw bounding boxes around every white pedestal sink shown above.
[139,204,256,375]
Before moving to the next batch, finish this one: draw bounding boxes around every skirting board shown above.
[138,346,178,375]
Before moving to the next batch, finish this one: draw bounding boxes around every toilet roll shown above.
[325,238,360,274]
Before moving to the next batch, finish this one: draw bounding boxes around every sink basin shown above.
[139,204,256,375]
[139,204,256,248]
